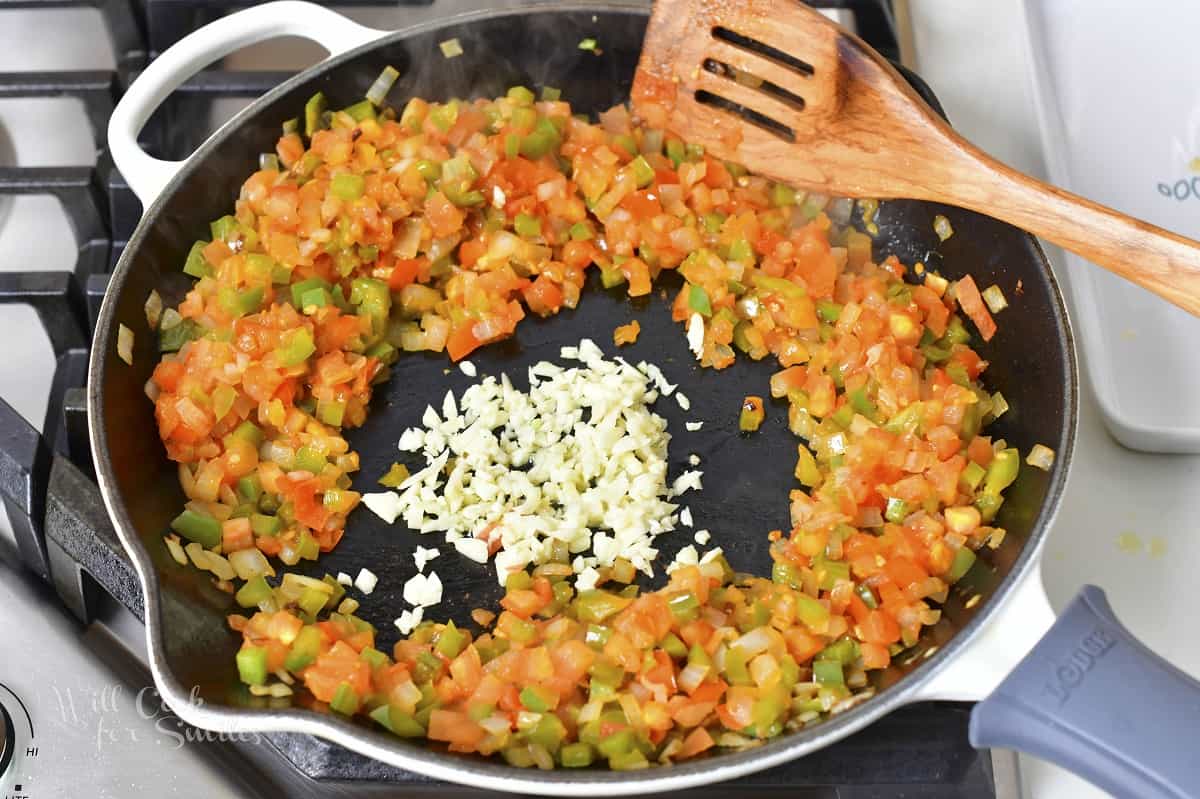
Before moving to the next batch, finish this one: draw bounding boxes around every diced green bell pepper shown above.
[812,659,844,685]
[293,446,326,475]
[284,626,323,671]
[529,713,567,752]
[574,590,632,623]
[520,684,555,713]
[330,682,360,715]
[596,728,636,759]
[170,509,221,548]
[724,646,752,685]
[218,286,264,318]
[884,496,910,524]
[585,624,611,649]
[795,594,830,631]
[629,155,655,188]
[947,546,977,582]
[960,460,987,491]
[183,240,212,278]
[210,215,240,242]
[297,531,320,561]
[342,99,376,122]
[848,386,878,420]
[237,474,262,502]
[236,576,273,608]
[660,633,687,659]
[159,319,203,352]
[298,586,329,617]
[816,299,842,323]
[370,704,427,737]
[688,284,712,317]
[250,513,281,537]
[983,449,1020,495]
[728,237,754,263]
[770,183,797,207]
[237,646,268,686]
[560,741,594,767]
[520,118,561,159]
[277,328,315,366]
[331,173,366,201]
[360,646,390,670]
[514,212,542,238]
[304,92,327,138]
[506,85,535,105]
[435,621,467,659]
[667,592,700,622]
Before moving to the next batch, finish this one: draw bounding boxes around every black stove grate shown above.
[0,1,1000,795]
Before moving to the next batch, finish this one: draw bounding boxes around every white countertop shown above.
[908,2,1200,797]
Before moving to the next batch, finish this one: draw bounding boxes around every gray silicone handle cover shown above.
[969,585,1200,798]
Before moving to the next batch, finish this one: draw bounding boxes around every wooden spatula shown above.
[632,0,1200,316]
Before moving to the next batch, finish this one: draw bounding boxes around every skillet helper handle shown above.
[108,0,386,207]
[970,585,1200,798]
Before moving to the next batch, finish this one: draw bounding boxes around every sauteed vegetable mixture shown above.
[147,75,1022,769]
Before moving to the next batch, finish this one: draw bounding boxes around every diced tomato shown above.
[522,274,565,317]
[678,727,715,759]
[389,258,424,289]
[425,191,466,238]
[304,641,370,704]
[954,275,997,341]
[967,436,994,466]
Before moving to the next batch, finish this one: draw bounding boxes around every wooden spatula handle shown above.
[947,150,1200,316]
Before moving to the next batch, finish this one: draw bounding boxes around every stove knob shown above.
[0,701,13,780]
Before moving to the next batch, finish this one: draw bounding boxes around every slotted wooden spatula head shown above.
[633,0,1200,320]
[632,0,955,200]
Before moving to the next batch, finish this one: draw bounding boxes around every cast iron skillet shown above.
[87,2,1200,795]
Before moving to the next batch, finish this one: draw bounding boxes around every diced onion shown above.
[678,662,710,694]
[990,392,1009,420]
[732,627,772,657]
[749,652,780,687]
[144,290,163,329]
[982,284,1008,314]
[229,547,273,580]
[640,129,664,156]
[577,699,604,724]
[933,214,954,241]
[159,307,182,330]
[827,197,854,225]
[164,535,187,566]
[529,744,554,771]
[365,65,399,105]
[924,272,949,297]
[858,506,883,528]
[117,323,134,365]
[1026,443,1055,471]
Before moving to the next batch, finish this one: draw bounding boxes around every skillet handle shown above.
[970,585,1200,798]
[108,0,386,207]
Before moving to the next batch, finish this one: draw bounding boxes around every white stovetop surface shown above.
[0,2,1196,798]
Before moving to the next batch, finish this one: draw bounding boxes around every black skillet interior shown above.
[96,3,1071,751]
